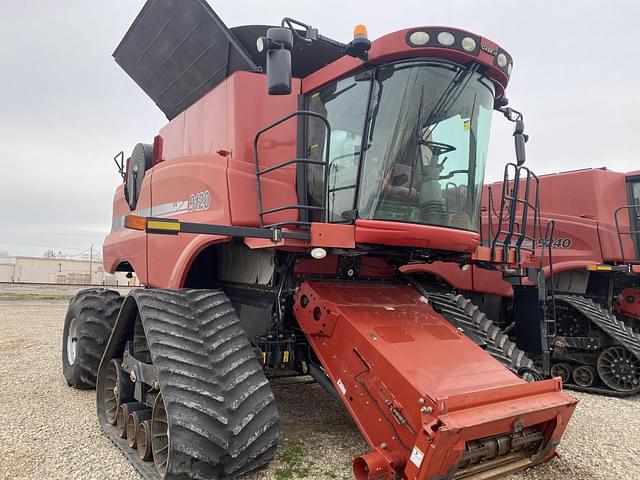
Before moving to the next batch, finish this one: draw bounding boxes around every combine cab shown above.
[61,1,577,479]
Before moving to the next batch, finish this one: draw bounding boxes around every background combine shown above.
[412,167,640,395]
[61,1,577,479]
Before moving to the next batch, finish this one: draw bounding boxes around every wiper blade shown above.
[418,63,479,140]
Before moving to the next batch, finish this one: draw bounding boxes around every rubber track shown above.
[64,288,123,388]
[555,295,640,361]
[425,292,536,376]
[132,289,279,480]
[554,295,640,396]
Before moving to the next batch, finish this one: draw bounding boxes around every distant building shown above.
[0,255,137,286]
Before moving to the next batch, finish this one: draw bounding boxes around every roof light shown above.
[437,31,455,46]
[497,53,508,67]
[461,36,476,52]
[353,24,368,39]
[408,31,430,46]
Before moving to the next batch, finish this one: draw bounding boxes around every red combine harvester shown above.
[61,1,577,479]
[411,168,640,395]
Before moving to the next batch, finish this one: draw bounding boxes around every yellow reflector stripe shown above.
[147,219,180,232]
[587,265,612,271]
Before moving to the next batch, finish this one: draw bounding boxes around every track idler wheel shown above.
[103,359,134,425]
[572,365,597,388]
[151,393,169,477]
[137,419,153,461]
[127,409,152,449]
[550,363,573,385]
[116,402,147,439]
[597,346,640,393]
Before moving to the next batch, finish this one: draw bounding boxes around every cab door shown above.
[627,176,640,259]
[304,74,372,222]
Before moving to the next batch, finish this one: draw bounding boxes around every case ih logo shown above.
[481,44,498,56]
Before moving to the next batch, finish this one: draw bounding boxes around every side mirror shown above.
[514,134,526,166]
[514,118,528,166]
[498,105,529,166]
[258,28,293,95]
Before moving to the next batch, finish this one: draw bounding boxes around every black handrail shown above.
[539,219,557,327]
[253,110,331,228]
[614,205,640,263]
[536,219,556,376]
[490,163,541,264]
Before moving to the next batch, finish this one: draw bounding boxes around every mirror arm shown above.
[279,16,368,59]
[498,105,529,166]
[280,16,348,49]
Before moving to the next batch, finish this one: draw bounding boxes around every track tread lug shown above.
[426,292,538,378]
[554,294,640,394]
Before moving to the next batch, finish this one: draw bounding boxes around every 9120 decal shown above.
[188,191,210,212]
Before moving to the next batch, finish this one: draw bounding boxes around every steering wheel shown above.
[420,139,457,157]
[439,168,469,180]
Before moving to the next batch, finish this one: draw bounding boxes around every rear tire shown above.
[62,288,123,389]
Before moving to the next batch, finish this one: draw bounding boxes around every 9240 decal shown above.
[537,237,572,249]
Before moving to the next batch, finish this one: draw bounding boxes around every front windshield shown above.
[358,61,494,231]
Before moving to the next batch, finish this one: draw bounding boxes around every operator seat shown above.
[382,164,419,202]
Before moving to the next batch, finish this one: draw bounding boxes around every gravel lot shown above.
[1,285,639,479]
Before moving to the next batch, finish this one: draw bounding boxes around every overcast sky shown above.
[1,0,638,257]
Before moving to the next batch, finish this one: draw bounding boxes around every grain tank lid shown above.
[113,0,260,120]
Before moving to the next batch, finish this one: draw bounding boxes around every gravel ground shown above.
[1,286,639,479]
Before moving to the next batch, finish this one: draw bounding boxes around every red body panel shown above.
[147,155,231,287]
[355,220,480,252]
[147,78,233,287]
[615,288,640,318]
[294,255,395,278]
[402,261,513,297]
[294,281,577,478]
[104,72,303,284]
[103,183,151,285]
[302,28,508,97]
[483,168,636,265]
[227,74,301,228]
